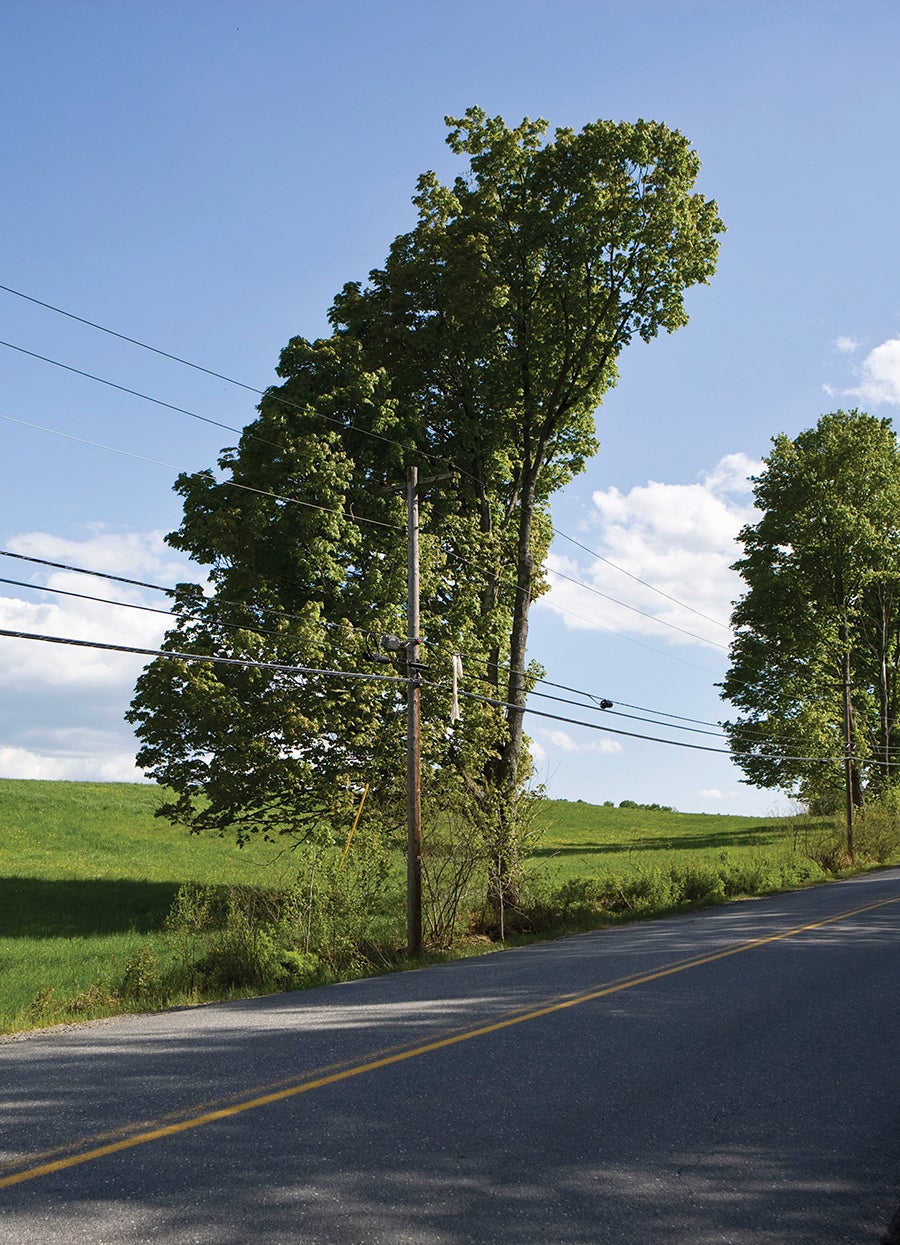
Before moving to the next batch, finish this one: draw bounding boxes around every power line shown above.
[534,594,723,675]
[432,542,724,677]
[1,288,747,685]
[1,289,807,706]
[0,552,395,658]
[0,282,270,392]
[545,564,730,651]
[463,659,825,754]
[0,627,407,685]
[0,338,261,442]
[0,549,727,744]
[525,687,728,739]
[0,620,856,767]
[0,602,855,766]
[0,287,452,471]
[1,286,867,770]
[0,547,807,754]
[0,281,739,641]
[452,684,859,767]
[551,528,733,633]
[415,631,729,740]
[0,413,405,533]
[0,577,177,622]
[0,412,191,472]
[0,548,176,594]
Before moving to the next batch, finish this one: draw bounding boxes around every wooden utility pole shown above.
[842,648,855,861]
[406,465,423,956]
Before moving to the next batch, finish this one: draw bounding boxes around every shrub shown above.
[120,946,166,1005]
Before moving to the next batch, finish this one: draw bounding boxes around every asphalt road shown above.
[2,868,899,1244]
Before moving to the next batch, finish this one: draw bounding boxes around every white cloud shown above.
[700,452,761,495]
[541,453,759,647]
[846,337,900,406]
[529,738,548,765]
[699,787,737,800]
[541,728,623,755]
[0,529,192,780]
[0,744,145,782]
[834,335,859,354]
[7,527,188,580]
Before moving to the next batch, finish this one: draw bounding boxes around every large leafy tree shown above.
[129,108,723,858]
[332,111,723,816]
[721,410,900,828]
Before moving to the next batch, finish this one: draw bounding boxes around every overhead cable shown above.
[551,528,733,633]
[1,285,823,707]
[451,685,860,767]
[0,547,805,753]
[0,288,450,469]
[545,564,730,651]
[0,627,407,685]
[0,623,869,767]
[0,413,405,532]
[0,280,736,638]
[0,548,175,594]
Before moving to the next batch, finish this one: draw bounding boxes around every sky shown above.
[1,0,899,815]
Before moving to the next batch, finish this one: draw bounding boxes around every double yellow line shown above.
[3,892,898,1190]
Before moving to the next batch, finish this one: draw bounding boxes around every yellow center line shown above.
[3,892,898,1190]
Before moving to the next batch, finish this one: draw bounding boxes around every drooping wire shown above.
[551,528,734,634]
[545,564,730,651]
[0,622,860,769]
[3,287,833,721]
[0,557,394,666]
[0,299,454,472]
[0,626,407,685]
[446,684,860,767]
[0,281,739,643]
[0,413,406,533]
[0,546,817,756]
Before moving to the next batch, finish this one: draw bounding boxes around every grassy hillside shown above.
[531,798,800,880]
[0,779,283,883]
[0,779,293,1030]
[0,780,885,1034]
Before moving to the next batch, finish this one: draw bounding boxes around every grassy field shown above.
[530,799,807,881]
[0,779,292,1029]
[0,779,882,1034]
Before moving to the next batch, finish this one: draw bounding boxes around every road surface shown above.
[2,868,899,1243]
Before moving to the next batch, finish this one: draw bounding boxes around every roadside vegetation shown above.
[2,779,899,1036]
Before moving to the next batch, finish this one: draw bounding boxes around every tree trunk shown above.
[481,458,542,910]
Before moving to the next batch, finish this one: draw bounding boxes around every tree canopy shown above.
[721,410,900,816]
[128,107,723,852]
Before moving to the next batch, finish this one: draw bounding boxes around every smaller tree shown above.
[722,410,900,848]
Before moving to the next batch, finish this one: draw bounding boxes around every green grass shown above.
[0,779,285,883]
[0,779,292,1029]
[1,781,893,1034]
[530,799,803,882]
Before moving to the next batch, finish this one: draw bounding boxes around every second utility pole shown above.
[406,465,423,957]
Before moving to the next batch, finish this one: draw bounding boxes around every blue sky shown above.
[1,0,898,813]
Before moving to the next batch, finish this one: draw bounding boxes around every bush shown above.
[158,828,404,996]
[120,946,165,1004]
[618,800,675,812]
[854,799,900,864]
[514,848,833,937]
